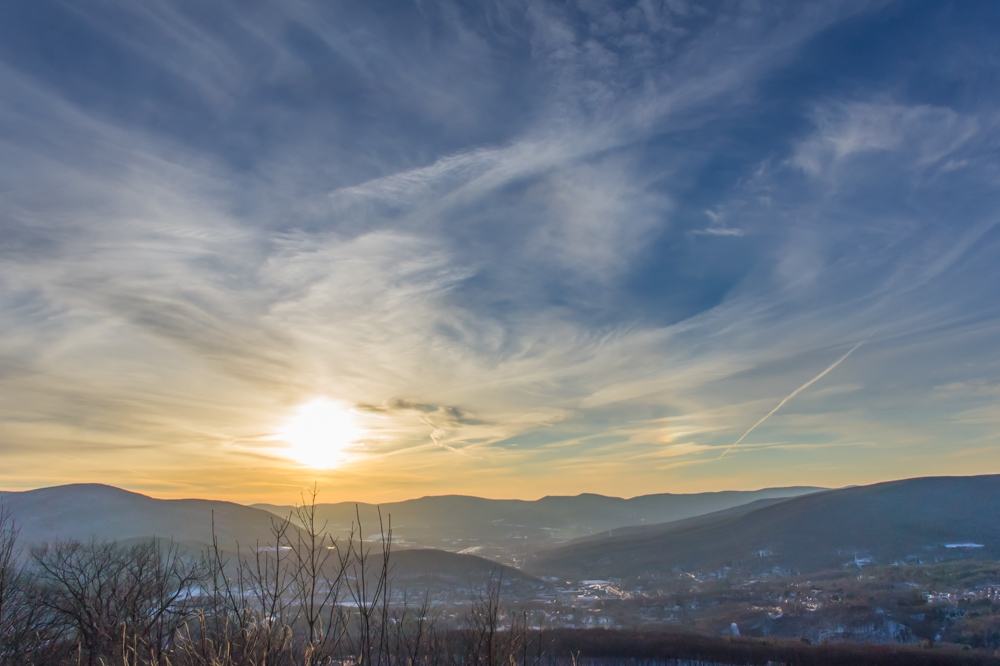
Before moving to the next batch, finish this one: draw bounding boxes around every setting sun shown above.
[279,399,363,468]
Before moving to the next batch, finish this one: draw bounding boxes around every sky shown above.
[1,0,999,503]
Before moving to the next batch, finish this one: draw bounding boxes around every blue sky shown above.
[1,0,998,501]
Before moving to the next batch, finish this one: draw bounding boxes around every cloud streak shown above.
[718,339,868,459]
[1,0,999,500]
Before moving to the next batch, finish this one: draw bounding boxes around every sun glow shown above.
[280,399,364,468]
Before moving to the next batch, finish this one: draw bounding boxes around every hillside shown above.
[0,483,296,552]
[557,496,794,546]
[254,486,823,560]
[528,475,1000,581]
[389,548,542,594]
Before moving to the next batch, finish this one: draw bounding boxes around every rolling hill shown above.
[0,483,547,597]
[0,483,297,552]
[254,486,823,557]
[0,483,821,565]
[528,475,1000,581]
[389,548,542,594]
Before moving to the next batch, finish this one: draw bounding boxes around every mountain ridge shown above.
[252,486,824,558]
[528,474,1000,581]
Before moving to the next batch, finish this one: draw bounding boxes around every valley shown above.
[4,475,1000,655]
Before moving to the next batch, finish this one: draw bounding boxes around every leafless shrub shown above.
[31,538,204,666]
[461,569,537,666]
[290,485,348,661]
[0,505,57,665]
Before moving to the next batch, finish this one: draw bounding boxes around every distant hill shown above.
[556,497,795,547]
[0,483,546,596]
[253,487,823,557]
[389,549,542,593]
[527,475,1000,581]
[0,483,294,552]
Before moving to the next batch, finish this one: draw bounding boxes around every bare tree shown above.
[245,515,297,661]
[0,506,54,665]
[389,589,437,666]
[466,569,503,666]
[32,539,203,666]
[341,506,393,666]
[0,505,18,650]
[289,484,348,661]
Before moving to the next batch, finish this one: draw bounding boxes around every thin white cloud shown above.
[791,101,979,177]
[1,0,998,500]
[690,227,745,237]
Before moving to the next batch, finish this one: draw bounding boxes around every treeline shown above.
[544,629,1000,666]
[2,496,999,666]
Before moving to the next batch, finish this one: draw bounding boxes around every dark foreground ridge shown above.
[545,629,1000,666]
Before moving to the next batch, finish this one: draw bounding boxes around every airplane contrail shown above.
[718,338,867,459]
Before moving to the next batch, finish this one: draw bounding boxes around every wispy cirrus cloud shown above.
[1,0,999,501]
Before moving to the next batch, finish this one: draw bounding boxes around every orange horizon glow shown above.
[3,458,999,507]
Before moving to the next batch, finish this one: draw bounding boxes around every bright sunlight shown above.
[279,398,364,468]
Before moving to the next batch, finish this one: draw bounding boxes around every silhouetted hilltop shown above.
[0,483,295,552]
